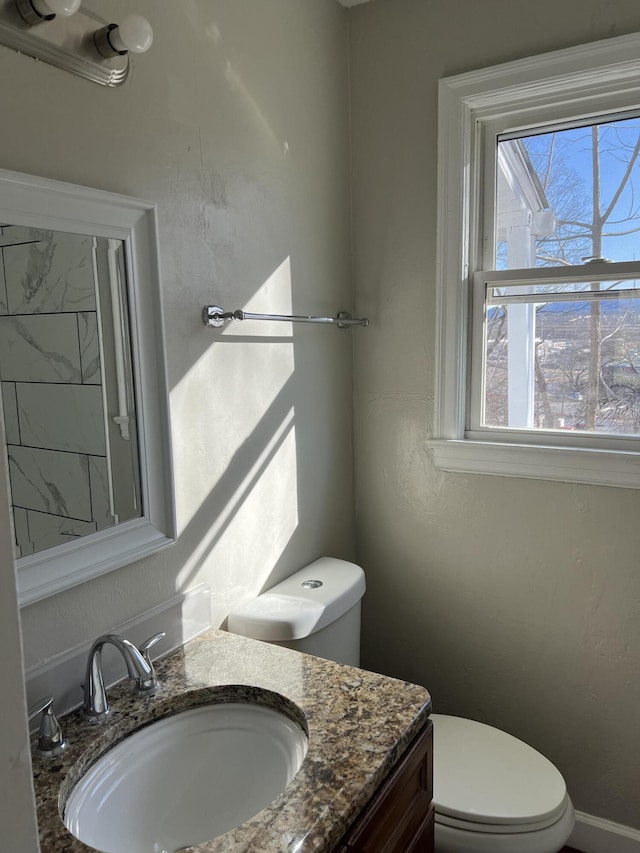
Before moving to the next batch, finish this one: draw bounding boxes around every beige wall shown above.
[0,0,354,668]
[350,0,640,829]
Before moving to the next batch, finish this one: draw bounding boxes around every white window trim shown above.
[430,32,640,489]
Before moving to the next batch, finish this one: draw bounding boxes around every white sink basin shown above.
[63,700,308,852]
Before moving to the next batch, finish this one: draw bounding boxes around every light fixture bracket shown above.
[94,23,126,59]
[15,0,52,25]
[0,0,130,86]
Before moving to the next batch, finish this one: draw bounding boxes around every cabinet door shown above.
[405,805,434,853]
[340,721,433,853]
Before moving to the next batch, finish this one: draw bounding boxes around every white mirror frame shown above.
[0,169,176,606]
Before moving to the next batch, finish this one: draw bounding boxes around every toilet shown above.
[431,714,574,853]
[228,558,575,853]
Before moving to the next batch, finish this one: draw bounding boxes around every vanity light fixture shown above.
[0,0,153,86]
[16,0,80,25]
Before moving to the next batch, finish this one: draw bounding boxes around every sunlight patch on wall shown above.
[175,406,298,593]
[171,258,295,534]
[209,420,300,622]
[221,256,294,338]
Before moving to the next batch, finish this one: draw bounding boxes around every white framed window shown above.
[430,32,640,488]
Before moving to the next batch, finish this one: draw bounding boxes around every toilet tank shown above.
[227,558,366,667]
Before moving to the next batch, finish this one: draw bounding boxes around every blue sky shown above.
[505,116,640,264]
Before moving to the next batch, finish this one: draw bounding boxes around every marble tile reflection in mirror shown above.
[0,225,141,558]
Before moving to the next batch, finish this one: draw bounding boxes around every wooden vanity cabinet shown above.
[335,720,434,853]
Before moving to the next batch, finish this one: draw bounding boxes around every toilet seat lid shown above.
[431,714,568,827]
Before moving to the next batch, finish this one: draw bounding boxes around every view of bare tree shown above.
[485,117,640,435]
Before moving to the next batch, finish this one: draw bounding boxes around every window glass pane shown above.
[496,116,640,270]
[484,282,640,434]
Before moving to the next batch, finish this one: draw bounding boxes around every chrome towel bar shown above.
[203,305,369,329]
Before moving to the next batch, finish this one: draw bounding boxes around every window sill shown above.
[427,439,640,489]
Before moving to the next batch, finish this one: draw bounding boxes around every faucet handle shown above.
[138,631,166,668]
[28,696,67,758]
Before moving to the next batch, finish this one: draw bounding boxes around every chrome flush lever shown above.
[28,696,67,758]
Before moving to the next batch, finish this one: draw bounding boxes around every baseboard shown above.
[25,583,211,722]
[570,810,640,853]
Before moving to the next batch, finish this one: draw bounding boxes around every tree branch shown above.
[601,133,640,223]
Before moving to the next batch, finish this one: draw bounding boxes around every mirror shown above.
[0,170,175,606]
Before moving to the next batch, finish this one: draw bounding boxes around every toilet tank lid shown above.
[227,558,366,642]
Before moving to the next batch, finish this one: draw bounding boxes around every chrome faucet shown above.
[82,632,165,723]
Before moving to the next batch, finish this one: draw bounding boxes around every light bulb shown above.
[108,14,153,54]
[30,0,81,16]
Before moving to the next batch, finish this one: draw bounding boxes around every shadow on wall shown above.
[174,373,298,596]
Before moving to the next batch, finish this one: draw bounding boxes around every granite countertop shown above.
[33,628,431,852]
